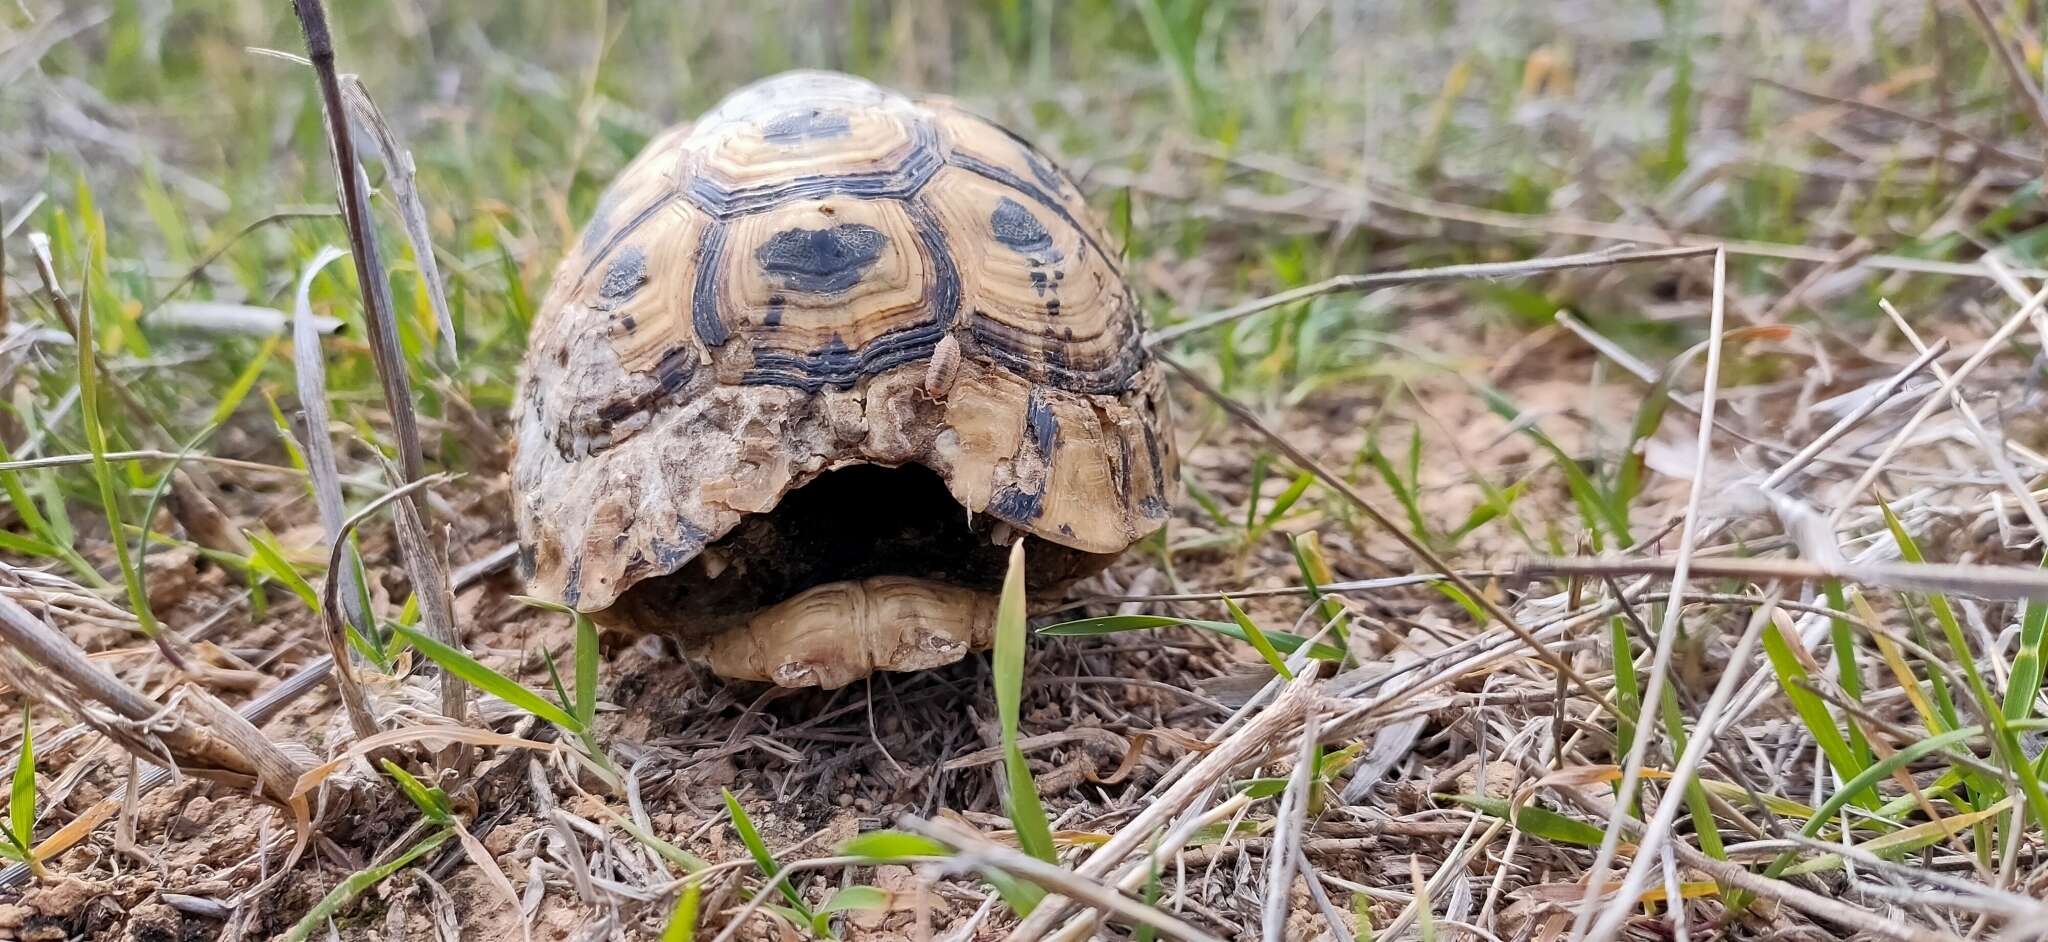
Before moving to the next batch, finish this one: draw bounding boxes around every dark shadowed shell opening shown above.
[603,462,1117,639]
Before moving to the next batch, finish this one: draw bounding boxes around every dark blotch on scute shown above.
[987,482,1045,522]
[691,222,733,346]
[743,323,943,392]
[990,197,1055,257]
[755,224,888,294]
[561,556,584,607]
[607,464,1113,638]
[595,346,696,426]
[1023,388,1058,458]
[762,109,852,145]
[599,247,649,304]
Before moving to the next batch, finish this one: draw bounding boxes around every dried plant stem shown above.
[1827,278,2048,526]
[290,0,468,724]
[1146,244,1716,346]
[1570,247,1727,941]
[288,0,424,483]
[0,593,305,803]
[1011,673,1319,939]
[915,818,1227,942]
[0,544,514,891]
[0,450,312,477]
[1522,554,2048,601]
[1196,143,2047,281]
[317,474,453,739]
[1159,354,1616,715]
[1260,705,1318,942]
[1957,0,2048,152]
[1584,584,1787,941]
[1878,298,2048,540]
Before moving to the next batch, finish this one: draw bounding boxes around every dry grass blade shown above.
[1524,553,2048,601]
[1192,143,2047,279]
[0,593,306,804]
[0,544,514,892]
[914,818,1227,942]
[290,246,377,732]
[1146,244,1716,346]
[337,75,456,359]
[315,473,454,739]
[1877,298,2048,541]
[1571,247,1727,940]
[373,456,467,725]
[1828,278,2048,526]
[1957,0,2048,147]
[1158,354,1615,715]
[1261,704,1319,942]
[1585,585,1786,940]
[0,450,308,477]
[287,0,427,483]
[290,0,466,726]
[153,301,342,336]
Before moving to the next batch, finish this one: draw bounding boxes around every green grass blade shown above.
[378,759,451,824]
[207,334,281,428]
[1038,614,1345,661]
[1608,617,1640,775]
[245,532,321,611]
[1222,596,1294,680]
[0,438,105,587]
[660,882,701,942]
[513,594,600,726]
[1881,503,2048,832]
[10,707,33,852]
[1760,612,1876,809]
[721,787,812,919]
[284,828,451,942]
[393,623,581,732]
[841,830,951,862]
[1444,795,1605,847]
[73,271,159,638]
[1242,453,1270,535]
[1469,380,1631,546]
[1288,532,1348,656]
[1823,581,1875,770]
[995,540,1058,874]
[1247,470,1314,542]
[1363,435,1429,542]
[573,603,599,729]
[2005,553,2048,721]
[818,885,887,916]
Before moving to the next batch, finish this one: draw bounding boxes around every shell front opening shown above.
[604,462,1117,646]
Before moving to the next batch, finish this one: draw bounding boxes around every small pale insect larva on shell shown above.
[923,333,962,401]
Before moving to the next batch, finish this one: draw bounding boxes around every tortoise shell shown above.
[514,71,1176,687]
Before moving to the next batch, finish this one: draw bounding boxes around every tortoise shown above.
[513,70,1176,689]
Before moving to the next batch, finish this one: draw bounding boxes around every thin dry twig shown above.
[1957,0,2048,154]
[1159,354,1616,715]
[1572,247,1728,940]
[0,593,307,803]
[290,0,467,726]
[1146,244,1717,346]
[915,818,1228,942]
[1521,554,2048,602]
[1585,584,1787,941]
